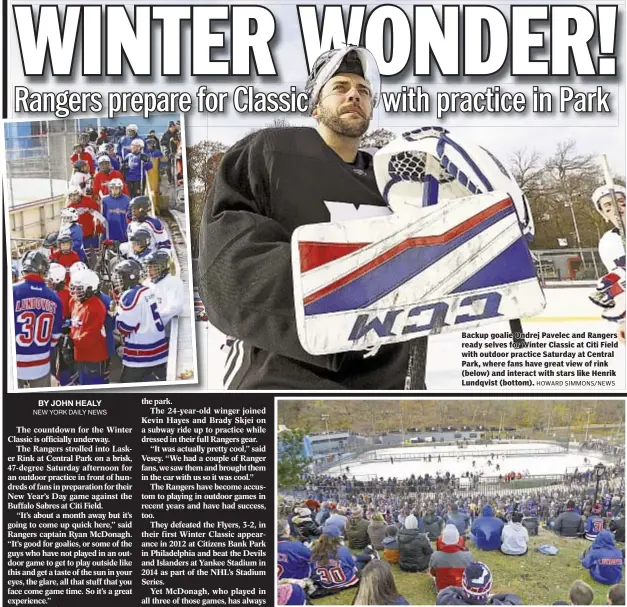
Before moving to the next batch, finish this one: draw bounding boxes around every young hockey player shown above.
[66,185,104,258]
[117,124,145,161]
[127,196,171,250]
[69,269,109,385]
[112,259,168,382]
[92,155,129,199]
[589,185,626,343]
[50,232,81,273]
[69,160,93,195]
[13,251,63,388]
[98,142,121,171]
[70,142,95,175]
[122,139,153,197]
[102,178,131,242]
[59,207,86,263]
[128,228,154,262]
[46,263,76,386]
[144,249,184,329]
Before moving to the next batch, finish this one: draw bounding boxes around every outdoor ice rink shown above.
[323,442,612,480]
[194,286,626,390]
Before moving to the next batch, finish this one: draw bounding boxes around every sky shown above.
[6,0,626,172]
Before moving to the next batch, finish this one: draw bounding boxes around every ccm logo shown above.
[348,292,503,341]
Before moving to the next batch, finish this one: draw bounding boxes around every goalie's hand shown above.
[589,267,625,309]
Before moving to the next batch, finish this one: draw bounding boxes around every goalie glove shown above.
[589,267,626,322]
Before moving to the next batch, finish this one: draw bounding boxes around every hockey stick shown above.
[600,153,626,246]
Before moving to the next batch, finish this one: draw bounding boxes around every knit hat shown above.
[442,524,460,546]
[298,508,311,517]
[462,562,493,602]
[371,513,385,522]
[404,514,418,529]
[351,506,363,518]
[322,525,341,538]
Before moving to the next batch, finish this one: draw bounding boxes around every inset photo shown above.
[3,116,197,390]
[277,399,625,606]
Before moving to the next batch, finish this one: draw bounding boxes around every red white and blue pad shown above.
[292,191,546,355]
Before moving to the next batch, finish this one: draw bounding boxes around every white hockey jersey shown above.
[116,285,168,368]
[147,274,186,326]
[127,217,171,251]
[599,228,625,272]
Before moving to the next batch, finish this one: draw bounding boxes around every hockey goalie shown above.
[292,125,546,356]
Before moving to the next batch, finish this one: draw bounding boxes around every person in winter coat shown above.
[580,530,624,585]
[609,509,625,544]
[310,526,359,597]
[430,524,476,591]
[554,500,585,537]
[436,562,523,605]
[398,514,433,572]
[367,513,387,550]
[448,504,471,537]
[292,508,320,542]
[471,505,504,551]
[347,507,370,551]
[315,502,331,527]
[277,519,312,580]
[383,525,400,565]
[500,512,529,556]
[521,509,539,536]
[326,507,348,535]
[424,508,445,541]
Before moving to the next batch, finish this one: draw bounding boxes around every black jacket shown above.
[398,528,433,572]
[610,517,625,543]
[198,127,427,389]
[553,510,584,537]
[423,514,444,540]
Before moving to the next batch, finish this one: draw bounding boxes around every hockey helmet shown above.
[305,45,381,114]
[97,155,111,173]
[130,228,152,253]
[21,250,50,276]
[129,196,151,220]
[61,206,80,223]
[591,184,626,214]
[73,159,89,173]
[108,178,124,195]
[112,259,143,294]
[126,124,138,137]
[131,138,145,151]
[67,185,83,204]
[70,269,99,302]
[144,249,171,283]
[57,231,74,252]
[70,261,89,276]
[43,231,59,249]
[47,263,67,288]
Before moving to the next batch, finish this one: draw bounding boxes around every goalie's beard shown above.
[316,104,370,139]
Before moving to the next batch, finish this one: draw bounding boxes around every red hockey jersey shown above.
[68,196,103,238]
[70,297,108,362]
[70,151,95,174]
[92,170,129,199]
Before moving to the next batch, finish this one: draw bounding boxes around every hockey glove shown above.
[589,267,626,322]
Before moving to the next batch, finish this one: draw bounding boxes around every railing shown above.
[360,446,566,462]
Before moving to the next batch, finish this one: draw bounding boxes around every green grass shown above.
[312,529,624,605]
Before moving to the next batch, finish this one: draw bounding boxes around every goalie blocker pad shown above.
[292,191,546,355]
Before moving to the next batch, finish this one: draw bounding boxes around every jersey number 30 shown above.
[16,311,54,346]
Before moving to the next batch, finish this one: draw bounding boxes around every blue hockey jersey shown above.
[66,223,86,262]
[585,515,605,541]
[117,136,147,161]
[13,275,63,380]
[277,539,312,580]
[125,152,152,181]
[311,546,358,590]
[102,193,131,241]
[116,285,168,368]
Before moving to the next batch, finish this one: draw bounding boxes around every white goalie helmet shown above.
[131,138,145,149]
[70,261,89,276]
[373,126,535,238]
[60,207,79,223]
[70,268,100,301]
[591,184,626,213]
[47,262,67,285]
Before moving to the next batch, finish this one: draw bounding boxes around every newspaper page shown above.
[2,1,627,606]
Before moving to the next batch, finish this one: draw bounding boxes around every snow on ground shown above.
[194,286,626,391]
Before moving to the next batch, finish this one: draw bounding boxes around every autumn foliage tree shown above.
[185,140,228,256]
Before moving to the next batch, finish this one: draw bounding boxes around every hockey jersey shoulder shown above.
[144,216,165,234]
[120,285,150,310]
[599,229,625,272]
